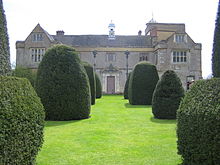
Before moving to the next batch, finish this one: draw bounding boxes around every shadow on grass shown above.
[45,118,89,127]
[150,116,177,124]
[124,103,151,109]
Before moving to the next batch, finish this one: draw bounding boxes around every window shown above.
[106,53,116,62]
[172,51,187,63]
[175,34,185,43]
[31,48,45,62]
[139,53,148,61]
[33,33,43,41]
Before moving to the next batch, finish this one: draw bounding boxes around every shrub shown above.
[124,72,131,99]
[36,45,91,120]
[82,62,96,105]
[0,76,45,164]
[177,78,220,165]
[95,72,102,99]
[152,70,184,119]
[0,0,11,75]
[12,66,37,88]
[128,62,159,105]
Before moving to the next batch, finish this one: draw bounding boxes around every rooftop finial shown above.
[149,12,157,23]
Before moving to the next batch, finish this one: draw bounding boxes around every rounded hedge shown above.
[95,72,102,99]
[12,66,37,88]
[152,70,184,119]
[82,62,96,105]
[177,78,220,165]
[128,62,159,105]
[123,72,131,99]
[36,45,91,120]
[0,76,45,164]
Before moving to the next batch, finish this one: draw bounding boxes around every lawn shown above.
[36,95,182,165]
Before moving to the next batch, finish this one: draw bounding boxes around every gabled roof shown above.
[52,35,152,48]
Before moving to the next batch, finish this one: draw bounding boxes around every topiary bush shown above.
[177,78,220,165]
[82,61,96,105]
[124,72,131,99]
[12,66,37,88]
[36,44,91,120]
[152,70,184,119]
[0,76,45,164]
[128,62,159,105]
[95,72,102,99]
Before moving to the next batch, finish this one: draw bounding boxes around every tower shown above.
[108,20,115,40]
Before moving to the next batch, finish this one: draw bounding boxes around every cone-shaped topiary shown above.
[124,72,131,99]
[82,62,96,105]
[0,0,11,75]
[95,72,102,99]
[152,70,184,119]
[128,62,159,105]
[36,45,91,120]
[177,78,220,165]
[0,76,45,164]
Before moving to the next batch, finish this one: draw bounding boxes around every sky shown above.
[3,0,219,78]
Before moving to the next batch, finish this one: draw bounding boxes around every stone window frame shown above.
[32,33,43,42]
[139,53,149,62]
[106,52,116,62]
[30,48,45,63]
[172,50,187,63]
[174,34,187,43]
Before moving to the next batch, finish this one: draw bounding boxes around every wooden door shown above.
[107,76,115,94]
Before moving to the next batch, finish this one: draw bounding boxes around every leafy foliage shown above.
[177,78,220,165]
[128,62,159,105]
[0,0,11,75]
[82,62,96,105]
[0,76,45,164]
[95,72,102,99]
[123,72,131,99]
[212,1,220,77]
[12,66,37,88]
[36,45,91,120]
[152,70,184,119]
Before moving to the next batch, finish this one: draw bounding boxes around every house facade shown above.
[16,21,202,93]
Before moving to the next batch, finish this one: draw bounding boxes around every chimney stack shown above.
[138,30,142,36]
[56,30,65,36]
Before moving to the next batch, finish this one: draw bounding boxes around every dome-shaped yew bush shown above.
[152,70,184,119]
[177,78,220,165]
[36,45,91,120]
[0,76,45,164]
[128,62,159,105]
[82,61,96,105]
[95,72,102,99]
[124,72,131,99]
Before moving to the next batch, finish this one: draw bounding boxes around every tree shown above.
[82,62,96,105]
[128,62,159,105]
[123,72,131,99]
[177,78,220,165]
[212,1,220,77]
[152,70,184,119]
[95,72,102,99]
[0,0,11,75]
[36,45,91,120]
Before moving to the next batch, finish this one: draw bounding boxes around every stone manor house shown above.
[16,21,202,94]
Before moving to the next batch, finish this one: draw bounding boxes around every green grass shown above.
[36,95,182,165]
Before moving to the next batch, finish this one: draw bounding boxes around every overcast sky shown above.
[3,0,219,78]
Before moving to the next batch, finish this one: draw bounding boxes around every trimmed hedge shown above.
[152,70,184,119]
[36,45,91,120]
[128,62,159,105]
[82,62,96,105]
[12,66,37,88]
[177,78,220,165]
[123,72,131,99]
[95,72,102,99]
[0,76,45,164]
